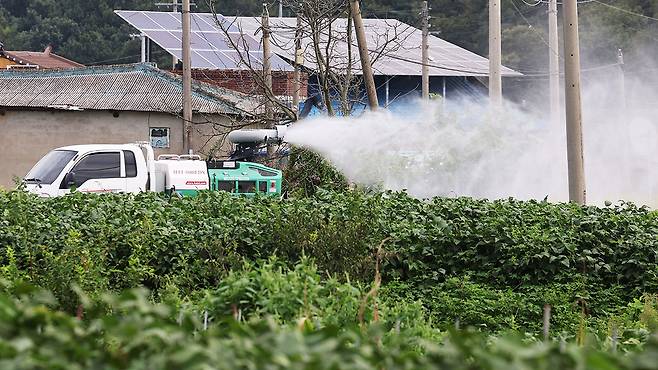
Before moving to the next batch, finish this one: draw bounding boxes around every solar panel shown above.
[234,16,520,77]
[115,10,293,71]
[116,10,518,77]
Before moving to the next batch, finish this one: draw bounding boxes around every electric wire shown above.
[589,0,658,21]
[508,0,561,59]
[87,49,167,65]
[511,61,621,77]
[534,0,658,18]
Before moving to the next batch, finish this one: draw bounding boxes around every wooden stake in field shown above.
[543,304,552,341]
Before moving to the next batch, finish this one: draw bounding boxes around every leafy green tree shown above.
[1,0,656,76]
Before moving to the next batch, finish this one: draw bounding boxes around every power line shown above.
[534,0,597,4]
[589,0,658,21]
[508,0,561,59]
[519,0,542,6]
[512,61,620,77]
[87,49,167,65]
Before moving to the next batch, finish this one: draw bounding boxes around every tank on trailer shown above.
[155,155,209,196]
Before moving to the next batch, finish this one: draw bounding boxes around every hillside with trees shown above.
[1,0,657,72]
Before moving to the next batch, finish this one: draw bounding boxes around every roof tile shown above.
[2,50,84,69]
[0,63,259,114]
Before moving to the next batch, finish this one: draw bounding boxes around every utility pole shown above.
[279,0,283,18]
[563,0,586,204]
[421,1,430,100]
[548,0,559,125]
[489,0,502,107]
[292,13,302,118]
[141,34,147,63]
[262,3,273,125]
[617,48,626,111]
[182,0,193,154]
[130,33,148,62]
[350,0,379,110]
[617,47,631,192]
[172,0,179,68]
[156,1,190,68]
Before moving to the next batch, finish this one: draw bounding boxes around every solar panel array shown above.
[236,17,519,77]
[116,11,519,77]
[115,11,293,71]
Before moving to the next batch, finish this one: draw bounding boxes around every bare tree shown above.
[207,0,413,119]
[162,0,416,161]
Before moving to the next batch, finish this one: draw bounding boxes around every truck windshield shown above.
[25,150,77,185]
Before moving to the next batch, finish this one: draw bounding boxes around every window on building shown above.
[150,127,170,148]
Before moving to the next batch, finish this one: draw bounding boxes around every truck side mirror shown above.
[64,172,77,188]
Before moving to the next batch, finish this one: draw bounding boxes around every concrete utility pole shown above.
[421,1,430,99]
[617,48,626,111]
[141,34,147,63]
[173,0,179,68]
[262,3,274,125]
[489,0,502,107]
[563,0,586,204]
[156,1,189,67]
[350,0,379,110]
[548,0,560,125]
[279,0,283,18]
[182,0,193,154]
[292,13,302,118]
[130,33,148,63]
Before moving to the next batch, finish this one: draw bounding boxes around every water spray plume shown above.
[286,83,658,206]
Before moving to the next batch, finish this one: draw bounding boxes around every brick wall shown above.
[171,69,308,98]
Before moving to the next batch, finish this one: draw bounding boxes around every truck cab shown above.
[24,144,151,197]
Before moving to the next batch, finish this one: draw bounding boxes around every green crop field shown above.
[0,189,657,369]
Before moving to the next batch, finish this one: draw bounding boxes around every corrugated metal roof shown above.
[0,63,259,114]
[2,50,84,69]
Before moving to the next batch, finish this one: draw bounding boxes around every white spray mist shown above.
[285,77,658,206]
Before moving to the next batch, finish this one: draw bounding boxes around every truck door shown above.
[65,151,125,194]
[123,149,146,193]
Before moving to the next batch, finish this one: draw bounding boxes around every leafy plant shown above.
[1,189,656,334]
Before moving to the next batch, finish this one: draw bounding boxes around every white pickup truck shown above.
[23,142,209,197]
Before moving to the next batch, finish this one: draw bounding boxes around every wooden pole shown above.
[350,0,379,110]
[421,1,430,100]
[182,0,193,154]
[488,0,502,107]
[292,13,302,118]
[563,0,586,204]
[262,4,273,125]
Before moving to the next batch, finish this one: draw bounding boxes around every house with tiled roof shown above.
[0,44,83,70]
[0,63,260,188]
